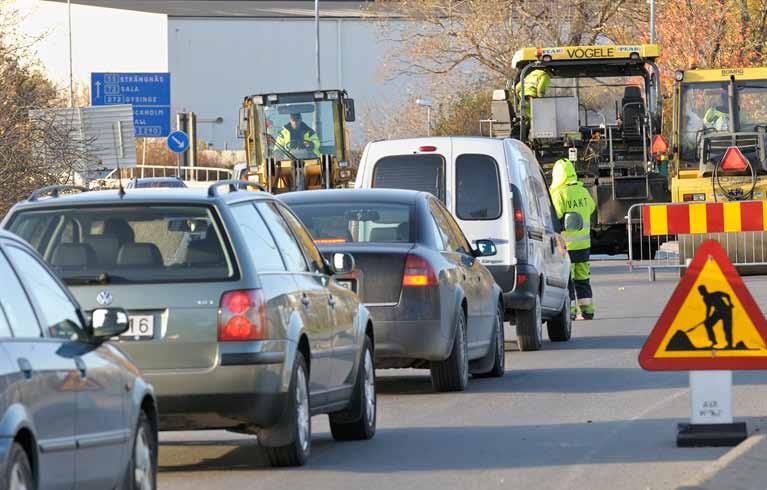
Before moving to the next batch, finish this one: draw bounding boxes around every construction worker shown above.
[515,69,551,120]
[549,158,596,320]
[698,285,734,349]
[703,92,730,131]
[275,113,321,157]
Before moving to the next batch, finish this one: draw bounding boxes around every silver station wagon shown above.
[3,183,377,467]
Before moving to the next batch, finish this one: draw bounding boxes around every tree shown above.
[0,1,98,214]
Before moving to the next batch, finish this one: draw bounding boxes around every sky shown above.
[12,0,167,86]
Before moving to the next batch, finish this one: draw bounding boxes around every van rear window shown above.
[372,155,445,202]
[6,206,234,284]
[456,154,502,220]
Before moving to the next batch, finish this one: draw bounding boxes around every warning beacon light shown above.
[720,146,749,172]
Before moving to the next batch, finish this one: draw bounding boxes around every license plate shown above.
[121,315,155,340]
[337,279,356,292]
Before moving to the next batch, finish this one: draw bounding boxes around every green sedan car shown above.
[2,182,377,467]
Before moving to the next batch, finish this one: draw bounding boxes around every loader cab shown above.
[671,67,767,202]
[239,89,357,194]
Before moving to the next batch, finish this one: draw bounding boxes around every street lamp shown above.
[416,98,433,136]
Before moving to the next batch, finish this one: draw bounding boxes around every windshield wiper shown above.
[63,272,114,285]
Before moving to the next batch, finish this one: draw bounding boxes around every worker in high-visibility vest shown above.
[274,113,321,157]
[549,158,596,320]
[515,69,551,120]
[703,92,731,131]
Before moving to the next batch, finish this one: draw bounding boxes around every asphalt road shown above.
[158,261,767,490]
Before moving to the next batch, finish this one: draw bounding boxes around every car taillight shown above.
[218,289,268,341]
[517,274,527,286]
[402,254,438,287]
[514,207,525,241]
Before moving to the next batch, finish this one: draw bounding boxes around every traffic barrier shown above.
[627,201,767,281]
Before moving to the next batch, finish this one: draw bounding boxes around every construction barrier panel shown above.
[642,201,767,236]
[628,201,767,281]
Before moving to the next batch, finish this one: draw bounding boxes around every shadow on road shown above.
[158,414,767,474]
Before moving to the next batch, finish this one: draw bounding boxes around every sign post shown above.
[91,72,171,138]
[167,131,190,179]
[639,240,767,447]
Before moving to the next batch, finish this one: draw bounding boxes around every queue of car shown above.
[0,135,574,487]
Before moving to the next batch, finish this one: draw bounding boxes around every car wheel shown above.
[6,442,34,490]
[263,352,311,467]
[329,335,376,441]
[516,295,543,351]
[430,309,469,392]
[547,295,573,342]
[475,300,506,378]
[123,411,157,490]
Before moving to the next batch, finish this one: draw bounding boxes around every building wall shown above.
[168,16,412,150]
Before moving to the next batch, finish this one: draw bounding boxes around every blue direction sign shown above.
[91,72,171,138]
[167,131,190,154]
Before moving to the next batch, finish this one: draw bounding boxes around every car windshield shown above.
[289,202,413,244]
[680,80,767,162]
[6,205,234,284]
[258,99,337,160]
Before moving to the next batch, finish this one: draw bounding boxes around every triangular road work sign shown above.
[639,240,767,371]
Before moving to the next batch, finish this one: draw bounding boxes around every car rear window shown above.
[289,202,413,244]
[6,205,235,284]
[455,154,502,220]
[372,154,445,202]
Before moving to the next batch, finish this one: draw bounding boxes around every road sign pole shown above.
[677,370,746,447]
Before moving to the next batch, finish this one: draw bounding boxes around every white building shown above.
[48,1,415,150]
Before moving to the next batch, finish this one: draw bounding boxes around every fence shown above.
[627,200,767,281]
[104,165,233,183]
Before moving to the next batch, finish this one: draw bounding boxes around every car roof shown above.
[278,188,427,205]
[8,186,272,212]
[366,135,512,146]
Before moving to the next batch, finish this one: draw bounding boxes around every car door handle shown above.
[17,358,32,379]
[301,294,311,307]
[74,357,87,378]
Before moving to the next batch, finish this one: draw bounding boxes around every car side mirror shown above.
[331,252,356,274]
[563,212,584,232]
[90,308,129,340]
[473,239,497,257]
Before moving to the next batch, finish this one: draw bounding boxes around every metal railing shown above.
[627,201,767,281]
[103,165,233,183]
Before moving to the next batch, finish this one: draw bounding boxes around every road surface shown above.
[158,261,767,490]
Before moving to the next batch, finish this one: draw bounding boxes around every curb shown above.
[677,434,767,489]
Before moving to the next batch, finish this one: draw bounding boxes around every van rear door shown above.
[362,139,450,203]
[449,139,513,269]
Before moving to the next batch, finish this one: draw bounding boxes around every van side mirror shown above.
[90,308,129,340]
[563,212,584,232]
[344,99,356,122]
[473,239,497,257]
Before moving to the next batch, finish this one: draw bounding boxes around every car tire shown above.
[430,309,469,392]
[516,295,543,351]
[474,300,506,378]
[6,442,34,490]
[329,336,376,441]
[263,352,311,467]
[547,296,573,342]
[123,411,157,490]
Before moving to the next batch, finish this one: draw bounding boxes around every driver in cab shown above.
[274,112,321,157]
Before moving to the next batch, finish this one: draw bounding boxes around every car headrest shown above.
[103,219,135,244]
[184,238,224,266]
[51,243,97,269]
[85,235,120,266]
[117,243,163,267]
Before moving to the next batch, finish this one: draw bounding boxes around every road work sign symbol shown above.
[639,240,767,371]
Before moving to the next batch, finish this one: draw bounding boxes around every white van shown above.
[356,136,572,350]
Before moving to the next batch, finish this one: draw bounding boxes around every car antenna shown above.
[115,158,126,198]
